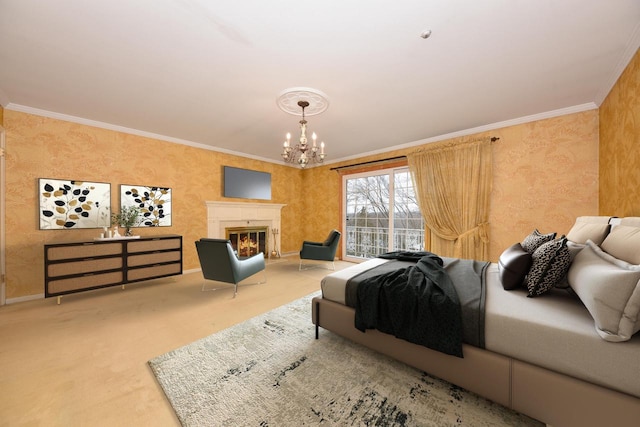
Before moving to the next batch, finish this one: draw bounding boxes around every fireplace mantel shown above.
[205,201,286,256]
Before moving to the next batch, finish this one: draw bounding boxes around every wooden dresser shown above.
[44,235,182,302]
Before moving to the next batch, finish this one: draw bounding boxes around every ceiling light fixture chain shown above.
[280,99,326,168]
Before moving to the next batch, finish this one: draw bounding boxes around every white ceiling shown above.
[1,1,639,166]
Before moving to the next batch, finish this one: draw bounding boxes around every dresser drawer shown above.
[47,271,124,294]
[47,243,122,260]
[127,251,181,267]
[48,257,123,277]
[127,238,181,253]
[127,263,182,281]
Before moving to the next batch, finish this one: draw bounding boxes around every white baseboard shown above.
[6,293,44,304]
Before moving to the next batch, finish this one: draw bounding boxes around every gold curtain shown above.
[407,138,492,260]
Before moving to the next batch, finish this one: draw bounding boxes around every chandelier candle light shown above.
[281,100,326,168]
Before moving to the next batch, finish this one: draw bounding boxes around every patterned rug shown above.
[149,292,543,426]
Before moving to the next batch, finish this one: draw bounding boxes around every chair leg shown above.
[203,271,266,296]
[202,280,235,293]
[232,272,266,297]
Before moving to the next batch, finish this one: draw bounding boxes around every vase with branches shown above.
[111,205,141,236]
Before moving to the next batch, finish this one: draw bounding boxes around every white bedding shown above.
[321,258,640,398]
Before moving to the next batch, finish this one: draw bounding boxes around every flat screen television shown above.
[223,166,272,200]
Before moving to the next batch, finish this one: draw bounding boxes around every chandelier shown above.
[277,87,329,168]
[281,100,326,168]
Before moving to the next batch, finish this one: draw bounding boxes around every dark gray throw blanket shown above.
[349,252,489,358]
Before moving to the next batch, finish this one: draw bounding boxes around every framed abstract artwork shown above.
[39,178,111,229]
[120,184,172,227]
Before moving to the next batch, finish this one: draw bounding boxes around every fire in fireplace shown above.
[225,227,268,258]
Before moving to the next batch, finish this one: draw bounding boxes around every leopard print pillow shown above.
[521,229,557,254]
[525,236,571,297]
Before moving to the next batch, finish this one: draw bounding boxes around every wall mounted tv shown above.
[223,166,272,200]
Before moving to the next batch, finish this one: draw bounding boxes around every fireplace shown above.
[226,226,268,258]
[206,201,286,259]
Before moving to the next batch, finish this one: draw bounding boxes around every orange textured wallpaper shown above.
[305,110,600,263]
[599,48,640,216]
[4,107,600,299]
[3,110,303,299]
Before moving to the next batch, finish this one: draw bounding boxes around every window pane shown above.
[344,168,423,260]
[393,170,424,252]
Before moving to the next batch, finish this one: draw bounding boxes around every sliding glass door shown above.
[343,167,424,262]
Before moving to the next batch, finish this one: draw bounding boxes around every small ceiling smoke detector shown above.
[420,30,432,39]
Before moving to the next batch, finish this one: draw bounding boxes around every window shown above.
[343,167,424,261]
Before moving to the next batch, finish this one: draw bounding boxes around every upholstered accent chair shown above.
[195,238,266,297]
[299,229,341,271]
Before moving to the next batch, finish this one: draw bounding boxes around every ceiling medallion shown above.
[276,87,330,116]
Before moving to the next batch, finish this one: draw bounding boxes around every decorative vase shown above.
[125,227,133,236]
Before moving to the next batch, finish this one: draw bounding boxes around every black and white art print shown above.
[120,184,172,227]
[38,178,111,229]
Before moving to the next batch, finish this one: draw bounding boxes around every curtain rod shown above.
[329,155,407,171]
[330,137,500,171]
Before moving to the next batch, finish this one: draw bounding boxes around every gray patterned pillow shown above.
[525,236,571,297]
[521,229,556,254]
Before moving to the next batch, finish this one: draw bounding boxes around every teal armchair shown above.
[299,229,341,271]
[195,238,266,297]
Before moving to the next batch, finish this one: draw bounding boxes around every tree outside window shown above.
[344,167,424,260]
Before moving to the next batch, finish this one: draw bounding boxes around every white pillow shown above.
[601,225,640,265]
[566,217,611,245]
[620,217,640,227]
[555,241,585,289]
[568,240,640,342]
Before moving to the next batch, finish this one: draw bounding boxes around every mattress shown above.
[320,258,640,398]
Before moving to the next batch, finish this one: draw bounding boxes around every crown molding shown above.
[324,103,598,166]
[5,103,285,166]
[7,102,598,169]
[594,21,640,106]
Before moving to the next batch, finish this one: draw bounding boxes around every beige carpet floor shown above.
[0,256,348,426]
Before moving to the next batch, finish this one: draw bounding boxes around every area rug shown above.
[149,292,543,426]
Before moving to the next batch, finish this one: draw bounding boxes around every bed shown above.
[312,217,640,427]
